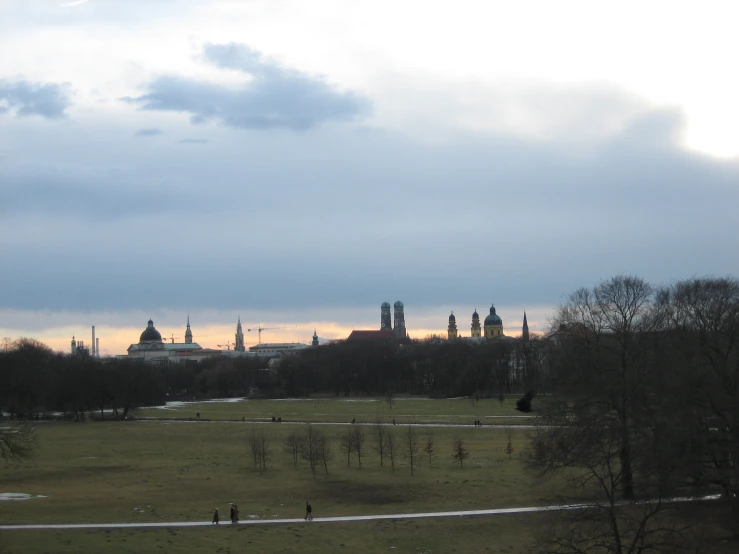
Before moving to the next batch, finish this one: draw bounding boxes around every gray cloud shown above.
[135,128,163,137]
[1,104,737,314]
[124,43,370,130]
[0,79,71,119]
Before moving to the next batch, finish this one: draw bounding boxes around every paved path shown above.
[0,495,720,531]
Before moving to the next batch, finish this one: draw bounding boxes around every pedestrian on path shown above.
[305,501,313,521]
[212,508,219,524]
[230,504,235,523]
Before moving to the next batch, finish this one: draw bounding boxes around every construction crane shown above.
[169,335,179,344]
[218,342,234,350]
[247,325,293,345]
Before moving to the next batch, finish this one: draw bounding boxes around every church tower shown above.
[234,316,245,352]
[71,335,76,355]
[185,315,193,344]
[380,302,392,331]
[483,304,504,338]
[393,300,407,339]
[522,311,529,341]
[447,312,458,340]
[312,329,319,347]
[471,310,481,338]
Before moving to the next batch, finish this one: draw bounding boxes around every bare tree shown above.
[385,430,397,473]
[423,434,435,466]
[248,427,261,471]
[259,430,270,473]
[300,424,320,477]
[248,428,269,474]
[0,424,35,463]
[452,436,469,468]
[284,431,302,468]
[340,427,355,467]
[372,420,386,466]
[405,426,420,476]
[317,433,333,475]
[505,427,514,459]
[352,426,365,469]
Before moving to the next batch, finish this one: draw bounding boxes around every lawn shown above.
[136,395,535,426]
[3,397,729,553]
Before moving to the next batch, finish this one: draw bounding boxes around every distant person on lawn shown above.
[230,504,235,523]
[305,501,313,521]
[212,508,219,524]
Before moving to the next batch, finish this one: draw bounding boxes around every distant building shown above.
[248,342,310,356]
[348,300,409,341]
[312,330,319,347]
[447,312,458,340]
[125,319,220,364]
[347,330,395,341]
[234,317,245,352]
[445,303,509,340]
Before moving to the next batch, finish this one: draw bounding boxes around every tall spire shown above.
[185,315,193,344]
[522,311,529,341]
[235,316,245,352]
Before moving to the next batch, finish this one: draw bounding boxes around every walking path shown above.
[0,495,720,531]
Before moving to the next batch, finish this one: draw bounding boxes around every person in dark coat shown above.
[212,508,219,524]
[305,501,313,521]
[230,504,235,523]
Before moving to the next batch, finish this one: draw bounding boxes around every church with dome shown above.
[126,318,220,363]
[447,304,528,341]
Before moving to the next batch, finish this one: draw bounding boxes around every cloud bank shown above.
[0,79,70,119]
[124,43,370,130]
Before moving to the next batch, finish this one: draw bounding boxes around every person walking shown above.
[230,504,235,523]
[234,504,239,523]
[212,508,219,524]
[305,501,313,521]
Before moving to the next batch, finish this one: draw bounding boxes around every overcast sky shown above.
[1,0,738,355]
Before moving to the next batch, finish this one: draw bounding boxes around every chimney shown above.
[92,326,96,357]
[96,337,100,358]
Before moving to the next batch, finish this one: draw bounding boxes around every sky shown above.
[1,0,738,355]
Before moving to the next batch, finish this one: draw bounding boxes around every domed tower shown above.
[447,312,458,340]
[71,335,77,355]
[312,329,319,347]
[185,315,193,344]
[234,316,245,352]
[380,302,392,331]
[483,304,504,338]
[522,311,529,341]
[393,300,407,339]
[471,309,481,338]
[139,319,164,346]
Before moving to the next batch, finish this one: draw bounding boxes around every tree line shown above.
[247,422,473,477]
[530,275,739,552]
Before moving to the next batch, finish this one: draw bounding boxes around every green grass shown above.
[136,396,534,426]
[0,516,542,554]
[1,421,545,526]
[3,397,729,553]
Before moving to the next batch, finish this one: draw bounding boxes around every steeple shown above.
[312,329,319,347]
[185,315,193,344]
[71,335,76,355]
[447,311,458,340]
[235,316,245,352]
[471,309,481,338]
[522,311,529,341]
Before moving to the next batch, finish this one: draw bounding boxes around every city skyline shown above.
[2,1,737,350]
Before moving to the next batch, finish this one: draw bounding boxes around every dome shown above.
[394,300,404,309]
[381,302,391,309]
[472,309,479,320]
[140,319,163,343]
[484,305,502,326]
[449,312,456,321]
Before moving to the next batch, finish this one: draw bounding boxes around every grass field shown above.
[136,396,534,426]
[2,397,734,553]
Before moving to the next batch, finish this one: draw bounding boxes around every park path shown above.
[0,495,720,531]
